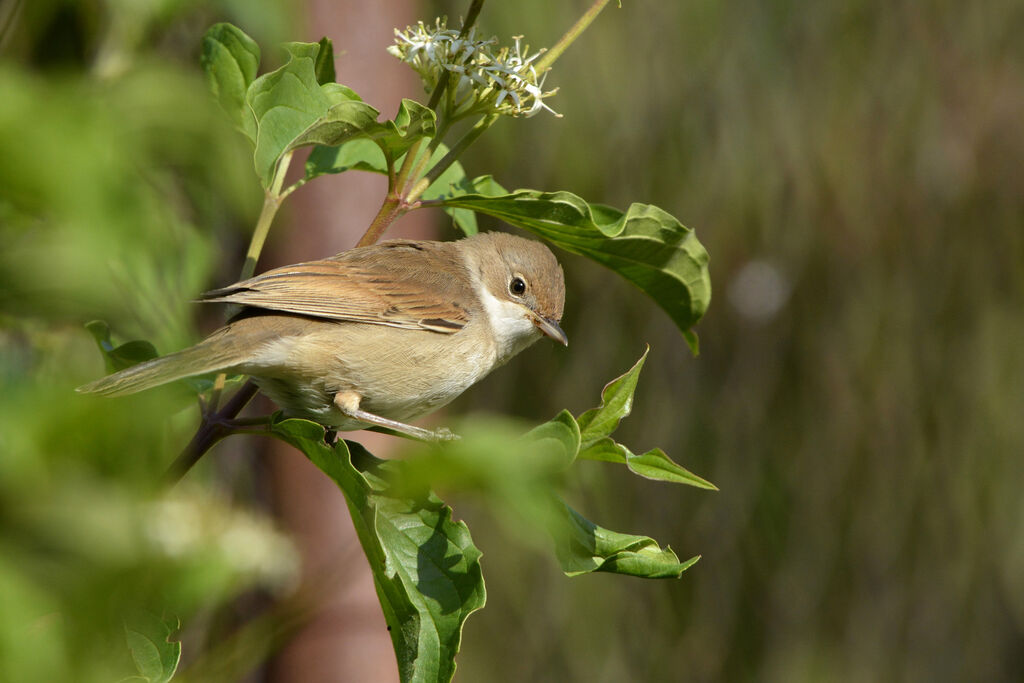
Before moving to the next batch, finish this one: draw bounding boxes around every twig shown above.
[535,0,614,73]
[426,0,487,111]
[164,380,259,485]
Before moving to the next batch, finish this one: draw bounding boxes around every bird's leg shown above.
[333,391,458,442]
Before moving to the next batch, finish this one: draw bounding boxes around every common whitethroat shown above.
[78,232,567,441]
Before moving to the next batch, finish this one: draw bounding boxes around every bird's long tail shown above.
[76,329,246,397]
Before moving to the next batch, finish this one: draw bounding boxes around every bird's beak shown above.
[532,314,568,346]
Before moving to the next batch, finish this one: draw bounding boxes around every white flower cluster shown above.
[388,19,560,119]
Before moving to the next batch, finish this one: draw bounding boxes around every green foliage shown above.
[313,37,336,85]
[306,141,506,235]
[202,22,711,343]
[448,2,1024,680]
[4,8,715,682]
[86,320,159,373]
[0,6,295,682]
[292,98,437,170]
[247,41,371,186]
[124,612,181,683]
[574,347,716,488]
[440,192,710,353]
[184,17,716,681]
[268,419,485,683]
[200,25,441,190]
[305,137,388,176]
[386,353,711,577]
[556,505,700,578]
[260,344,709,681]
[200,23,261,140]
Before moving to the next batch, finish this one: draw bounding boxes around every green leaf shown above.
[314,37,335,84]
[299,99,437,181]
[305,138,490,236]
[625,446,717,489]
[305,137,387,176]
[201,30,385,188]
[576,346,648,448]
[426,174,508,237]
[422,158,477,235]
[283,99,382,158]
[372,99,437,158]
[124,612,181,683]
[554,504,700,579]
[83,321,241,395]
[247,41,363,187]
[455,174,507,197]
[85,320,157,374]
[200,23,261,142]
[578,438,717,490]
[440,191,710,352]
[291,98,434,156]
[269,418,484,683]
[522,409,581,469]
[571,347,716,488]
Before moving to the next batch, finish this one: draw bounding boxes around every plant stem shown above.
[279,177,307,201]
[172,150,297,484]
[426,0,487,111]
[165,380,259,485]
[166,0,495,481]
[426,75,452,115]
[409,113,497,204]
[536,0,613,73]
[356,194,404,247]
[424,116,452,160]
[359,0,488,244]
[385,151,398,193]
[461,0,487,39]
[242,152,293,280]
[402,117,452,199]
[207,372,227,413]
[393,138,425,197]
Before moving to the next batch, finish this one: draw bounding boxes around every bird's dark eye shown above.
[509,276,527,296]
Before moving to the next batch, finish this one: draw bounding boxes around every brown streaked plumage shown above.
[201,239,479,333]
[77,232,567,440]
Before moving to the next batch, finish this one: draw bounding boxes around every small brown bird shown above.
[78,232,567,440]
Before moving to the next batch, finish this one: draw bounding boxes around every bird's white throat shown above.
[477,286,541,362]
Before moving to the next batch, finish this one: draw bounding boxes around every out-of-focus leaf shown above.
[270,418,484,683]
[200,23,261,142]
[124,611,181,683]
[440,191,710,352]
[555,504,700,579]
[576,346,648,448]
[522,409,581,469]
[82,321,241,396]
[314,37,335,84]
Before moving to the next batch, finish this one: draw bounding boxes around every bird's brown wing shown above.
[200,240,475,334]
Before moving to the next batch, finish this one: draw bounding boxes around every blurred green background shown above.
[2,0,1023,681]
